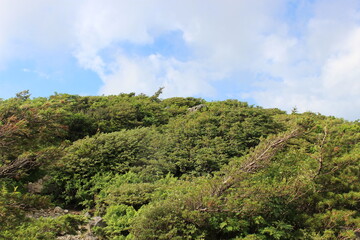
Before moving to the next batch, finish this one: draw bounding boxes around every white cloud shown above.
[0,0,359,119]
[96,53,218,97]
[22,68,50,79]
[0,0,80,64]
[251,0,360,120]
[73,0,285,97]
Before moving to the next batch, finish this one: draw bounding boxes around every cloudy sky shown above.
[0,0,359,120]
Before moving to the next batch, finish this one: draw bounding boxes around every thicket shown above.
[0,90,359,239]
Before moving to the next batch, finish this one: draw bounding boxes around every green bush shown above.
[2,214,86,240]
[95,204,137,239]
[49,128,159,207]
[0,183,51,233]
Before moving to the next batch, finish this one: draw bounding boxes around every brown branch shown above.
[198,207,244,213]
[314,126,328,178]
[242,128,300,173]
[0,154,38,178]
[210,128,303,199]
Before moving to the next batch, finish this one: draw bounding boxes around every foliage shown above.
[95,204,137,239]
[0,90,359,239]
[48,128,160,207]
[2,214,86,240]
[151,100,283,177]
[0,182,51,235]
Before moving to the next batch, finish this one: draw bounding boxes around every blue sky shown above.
[0,0,359,120]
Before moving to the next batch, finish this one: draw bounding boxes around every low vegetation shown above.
[0,90,359,239]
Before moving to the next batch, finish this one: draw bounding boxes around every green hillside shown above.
[0,90,359,239]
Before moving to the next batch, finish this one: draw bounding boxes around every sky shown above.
[0,0,359,120]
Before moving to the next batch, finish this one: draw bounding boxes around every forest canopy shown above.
[0,90,359,239]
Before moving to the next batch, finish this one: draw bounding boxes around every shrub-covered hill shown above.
[0,90,359,239]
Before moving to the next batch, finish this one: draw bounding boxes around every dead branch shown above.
[313,126,328,178]
[210,128,303,198]
[0,154,38,178]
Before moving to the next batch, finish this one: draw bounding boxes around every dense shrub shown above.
[48,128,159,207]
[1,91,359,239]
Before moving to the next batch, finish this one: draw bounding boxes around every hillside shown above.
[0,90,359,239]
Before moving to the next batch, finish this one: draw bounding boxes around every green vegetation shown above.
[0,90,359,239]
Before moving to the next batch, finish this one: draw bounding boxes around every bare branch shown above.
[313,126,328,178]
[0,154,38,178]
[210,128,303,199]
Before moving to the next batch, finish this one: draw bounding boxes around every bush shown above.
[49,128,159,207]
[2,214,86,240]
